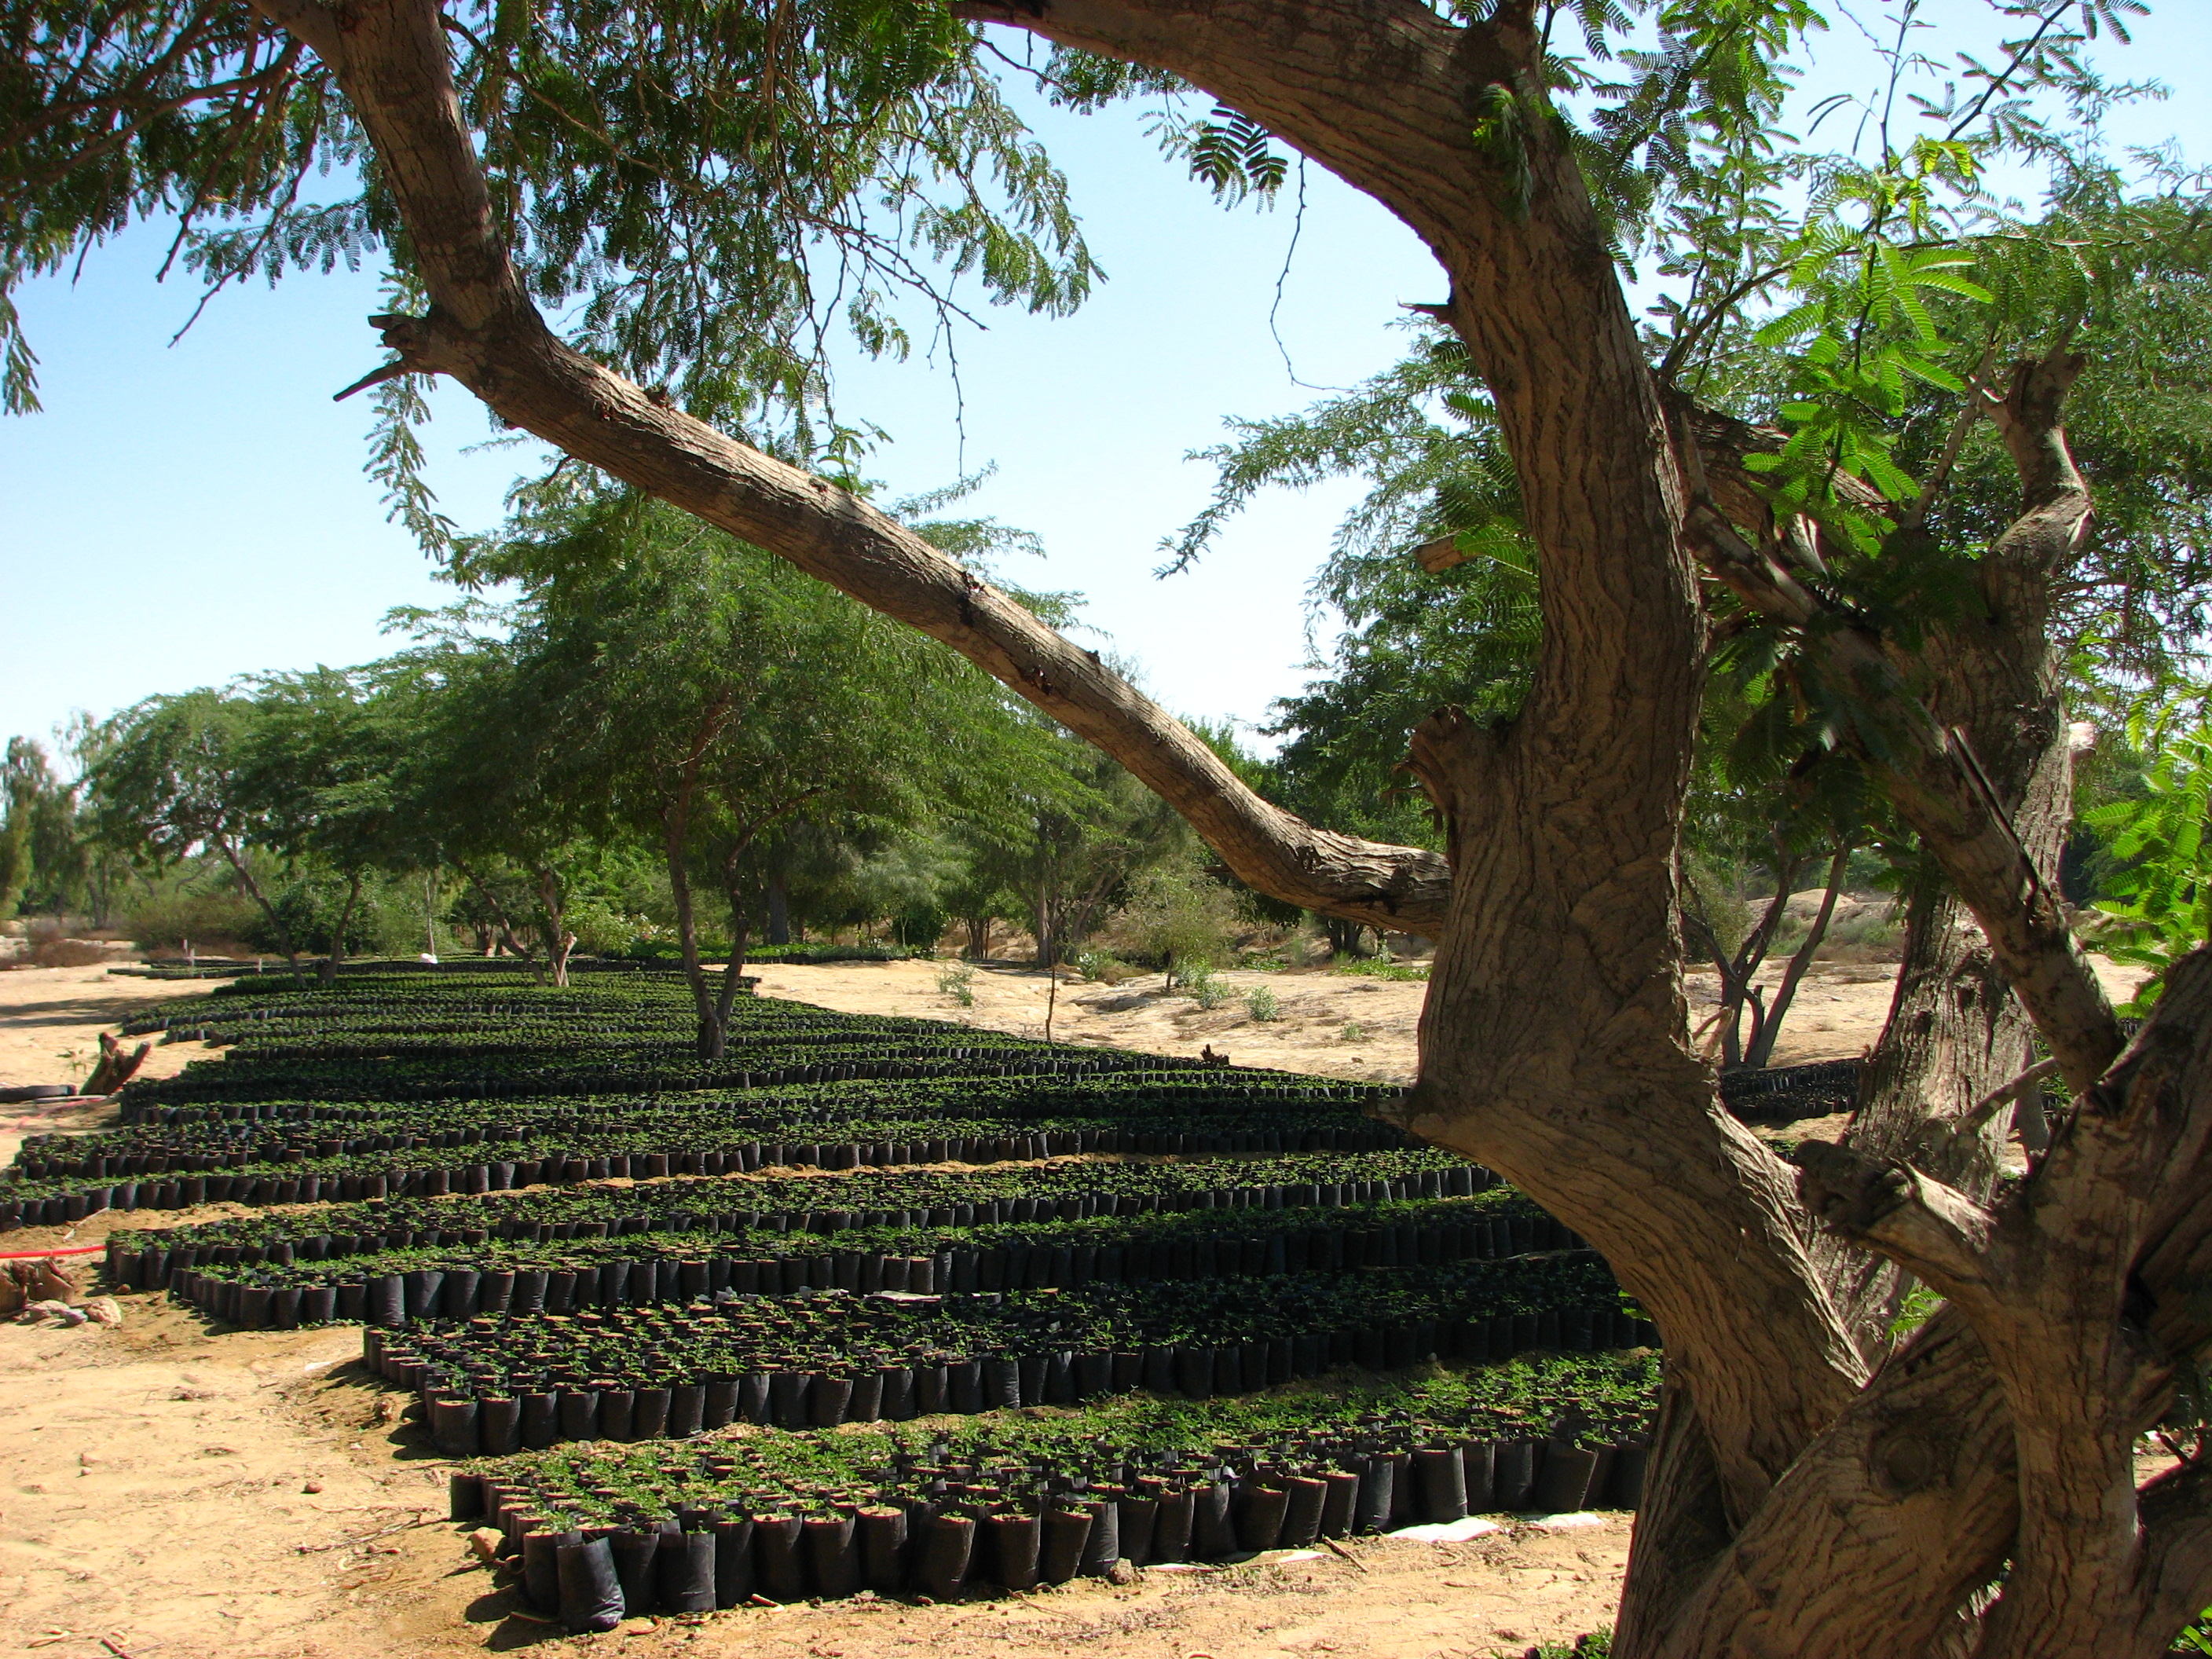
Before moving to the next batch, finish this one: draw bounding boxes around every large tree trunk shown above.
[244,0,2211,1648]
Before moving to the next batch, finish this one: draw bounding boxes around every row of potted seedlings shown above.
[119,973,1006,1044]
[140,1193,1584,1320]
[452,1353,1659,1626]
[357,1255,1646,1455]
[113,1065,1393,1129]
[3,1111,1418,1224]
[20,1119,1451,1212]
[111,1144,1510,1259]
[110,1011,1353,1104]
[9,1009,1410,1219]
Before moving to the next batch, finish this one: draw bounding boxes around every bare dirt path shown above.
[1,965,222,1169]
[0,1296,450,1659]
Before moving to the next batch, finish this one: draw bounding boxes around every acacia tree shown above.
[246,667,419,981]
[471,487,1049,1053]
[386,626,596,984]
[85,690,309,979]
[13,0,2212,1651]
[945,717,1197,965]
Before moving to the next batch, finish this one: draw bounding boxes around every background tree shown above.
[0,737,81,919]
[244,667,419,981]
[85,690,310,979]
[386,623,597,985]
[945,717,1197,966]
[460,485,1061,1052]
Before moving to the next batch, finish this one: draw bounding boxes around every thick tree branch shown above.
[1670,394,2125,1095]
[2137,1458,2212,1647]
[1890,955,2212,1659]
[1793,1140,2006,1311]
[1644,1308,2019,1659]
[247,0,1450,936]
[241,0,339,58]
[1990,337,2089,513]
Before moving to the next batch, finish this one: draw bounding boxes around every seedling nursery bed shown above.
[5,969,1662,1633]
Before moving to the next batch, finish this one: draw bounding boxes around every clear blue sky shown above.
[2,2,2204,764]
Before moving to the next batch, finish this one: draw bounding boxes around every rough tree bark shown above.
[231,0,2210,1649]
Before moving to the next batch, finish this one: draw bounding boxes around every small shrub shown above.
[125,888,261,952]
[1075,950,1138,986]
[1529,1633,1611,1659]
[34,937,111,968]
[1117,865,1240,979]
[936,962,976,1007]
[1812,910,1902,963]
[1183,961,1232,1009]
[892,903,950,950]
[1342,1020,1364,1043]
[566,897,650,958]
[1240,951,1289,972]
[1247,986,1281,1022]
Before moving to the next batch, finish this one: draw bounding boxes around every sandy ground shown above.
[749,961,1431,1085]
[0,965,222,1169]
[751,952,2154,1086]
[0,964,219,1090]
[0,1294,1632,1659]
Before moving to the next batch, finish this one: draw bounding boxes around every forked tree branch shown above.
[1792,1140,2007,1311]
[1672,394,2125,1095]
